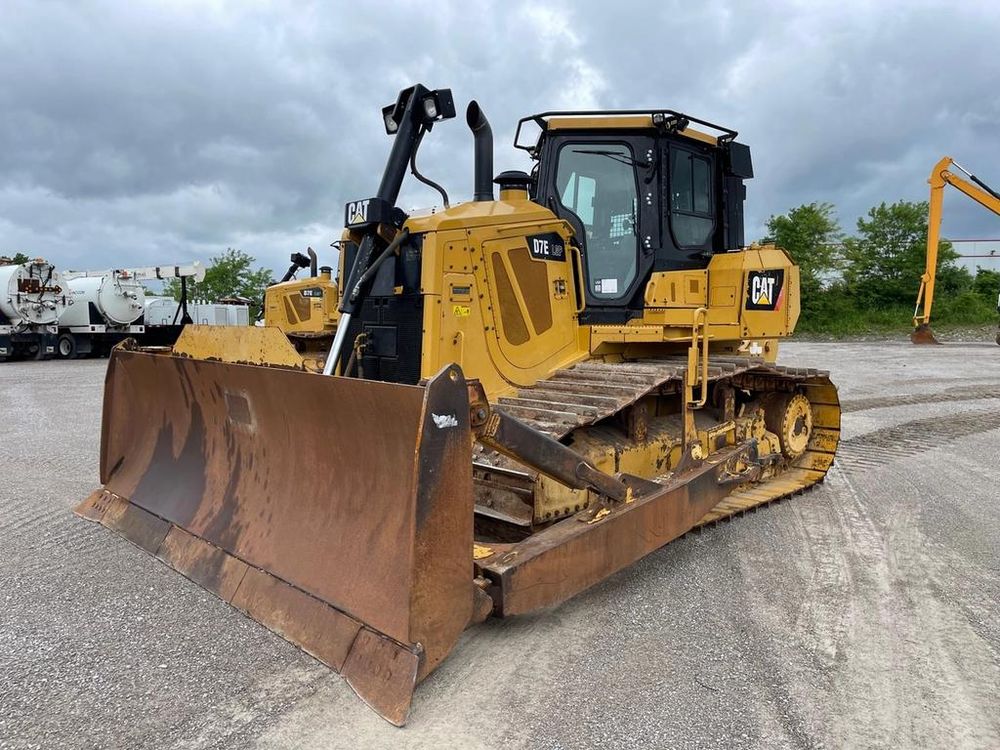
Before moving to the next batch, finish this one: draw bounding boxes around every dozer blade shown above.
[76,348,478,725]
[911,323,941,344]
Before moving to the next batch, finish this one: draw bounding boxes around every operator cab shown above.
[516,112,754,323]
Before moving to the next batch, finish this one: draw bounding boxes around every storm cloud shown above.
[1,0,998,275]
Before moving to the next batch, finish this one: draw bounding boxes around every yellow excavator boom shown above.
[912,156,1000,344]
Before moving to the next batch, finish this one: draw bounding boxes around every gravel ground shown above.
[1,341,998,749]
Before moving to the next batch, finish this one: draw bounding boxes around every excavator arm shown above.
[912,156,1000,343]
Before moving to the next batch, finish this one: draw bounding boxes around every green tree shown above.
[842,200,970,308]
[0,252,30,265]
[163,248,274,318]
[763,202,842,320]
[973,267,1000,304]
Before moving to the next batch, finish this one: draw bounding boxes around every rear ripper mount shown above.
[77,353,767,725]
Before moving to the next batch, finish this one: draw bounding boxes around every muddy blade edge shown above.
[75,349,476,726]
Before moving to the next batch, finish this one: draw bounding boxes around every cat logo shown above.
[752,276,774,305]
[346,199,370,226]
[745,269,785,311]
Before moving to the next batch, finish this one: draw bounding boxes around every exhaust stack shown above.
[466,101,494,201]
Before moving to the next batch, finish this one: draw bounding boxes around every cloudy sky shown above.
[1,0,998,277]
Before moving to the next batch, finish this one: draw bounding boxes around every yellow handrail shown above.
[686,307,710,408]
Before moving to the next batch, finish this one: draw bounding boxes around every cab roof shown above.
[514,110,737,153]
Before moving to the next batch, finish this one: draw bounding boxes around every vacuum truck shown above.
[0,258,72,361]
[59,263,205,358]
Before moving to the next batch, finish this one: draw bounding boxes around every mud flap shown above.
[76,350,476,725]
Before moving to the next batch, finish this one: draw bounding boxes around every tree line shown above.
[763,201,1000,333]
[162,248,273,319]
[8,200,998,334]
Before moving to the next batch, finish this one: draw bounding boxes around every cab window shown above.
[670,149,714,247]
[557,144,639,300]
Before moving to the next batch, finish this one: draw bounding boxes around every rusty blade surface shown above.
[80,350,476,725]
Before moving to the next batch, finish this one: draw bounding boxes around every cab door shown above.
[537,135,658,320]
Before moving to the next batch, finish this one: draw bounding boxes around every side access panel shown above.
[477,232,582,386]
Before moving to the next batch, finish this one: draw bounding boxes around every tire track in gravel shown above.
[786,462,1000,748]
[836,407,1000,470]
[785,494,858,678]
[6,511,113,578]
[1,489,104,576]
[812,465,907,747]
[841,384,1000,412]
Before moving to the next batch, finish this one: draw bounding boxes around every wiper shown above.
[573,149,651,170]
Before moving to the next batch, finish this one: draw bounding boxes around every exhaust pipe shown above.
[306,246,318,277]
[466,101,493,201]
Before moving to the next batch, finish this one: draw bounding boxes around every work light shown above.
[382,105,399,134]
[423,96,438,120]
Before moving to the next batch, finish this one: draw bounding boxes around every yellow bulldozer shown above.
[262,246,340,370]
[77,84,841,725]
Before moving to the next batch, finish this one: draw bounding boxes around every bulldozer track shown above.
[836,407,1000,471]
[482,356,841,529]
[841,384,1000,413]
[495,355,826,439]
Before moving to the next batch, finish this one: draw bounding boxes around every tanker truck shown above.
[0,258,72,361]
[59,263,205,358]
